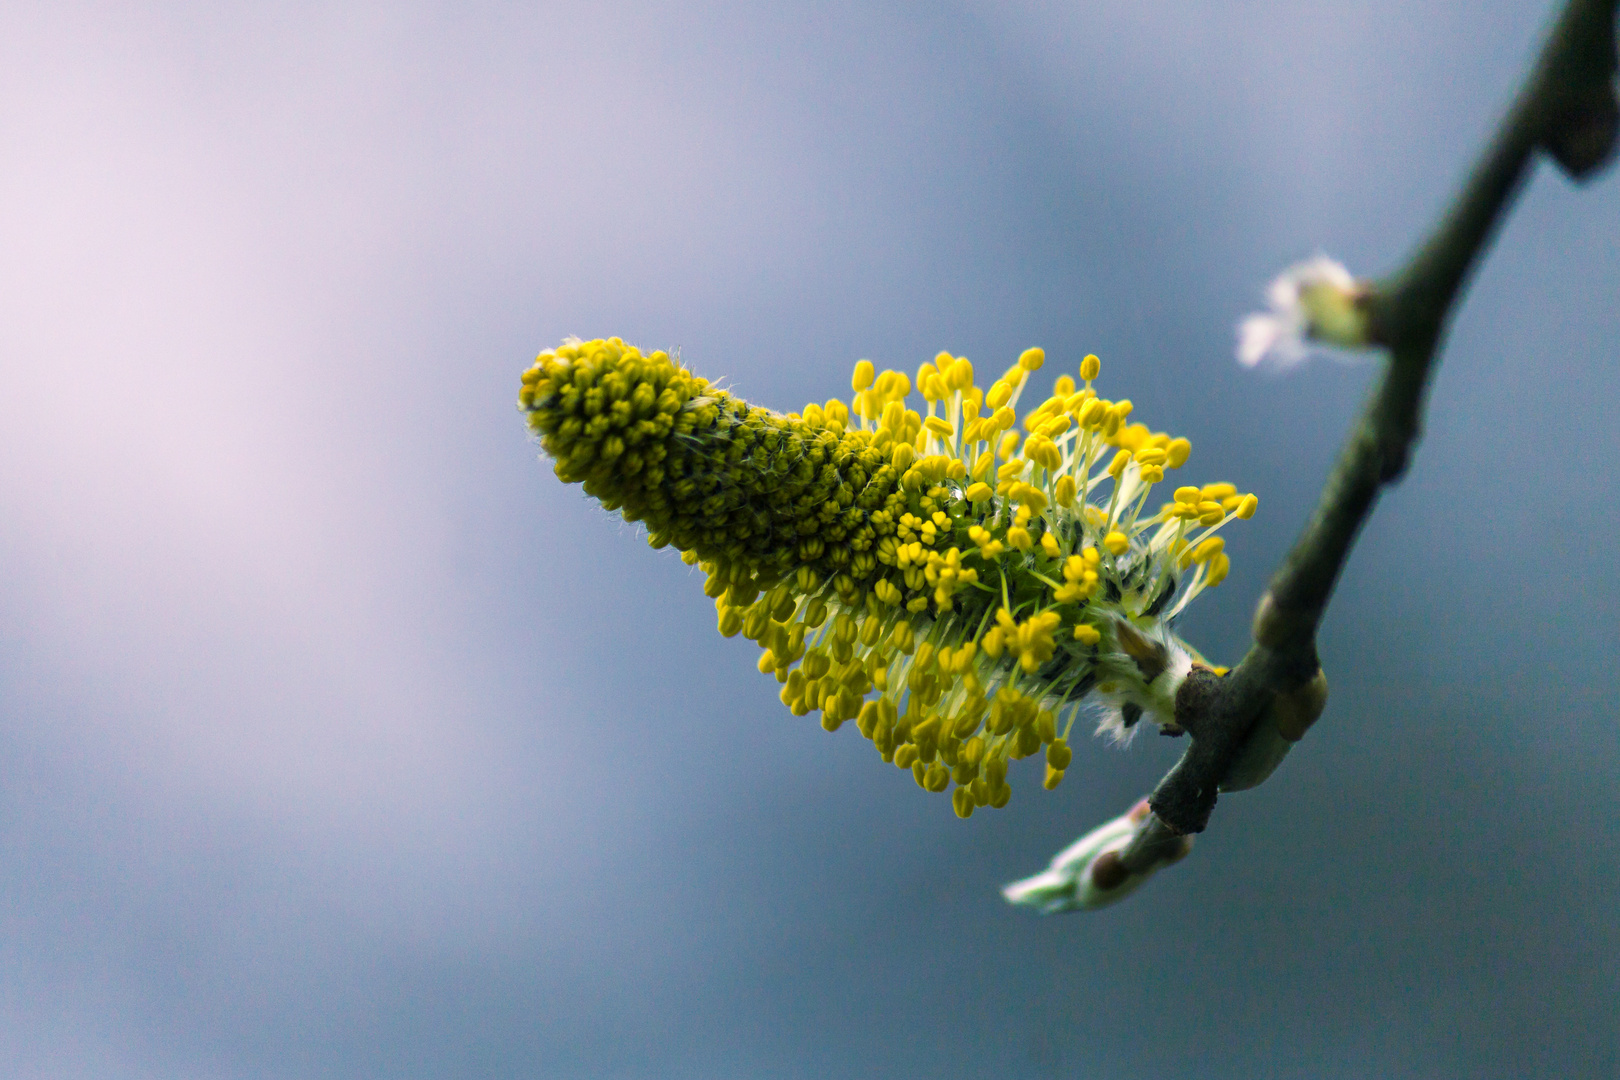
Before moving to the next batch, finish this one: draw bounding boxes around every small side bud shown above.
[1273,667,1329,742]
[1219,710,1292,793]
[1543,84,1620,181]
[1002,798,1192,913]
[1237,255,1372,369]
[1221,667,1328,791]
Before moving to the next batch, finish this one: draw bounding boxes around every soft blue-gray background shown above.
[0,1,1615,1077]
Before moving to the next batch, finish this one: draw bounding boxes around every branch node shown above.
[1171,664,1225,740]
[1252,591,1315,651]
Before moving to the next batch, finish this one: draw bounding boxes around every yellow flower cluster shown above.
[521,337,1256,817]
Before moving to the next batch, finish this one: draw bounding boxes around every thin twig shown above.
[1117,0,1617,872]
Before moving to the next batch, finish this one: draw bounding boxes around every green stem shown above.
[1119,0,1618,857]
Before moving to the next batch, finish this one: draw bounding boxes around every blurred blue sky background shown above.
[0,1,1616,1077]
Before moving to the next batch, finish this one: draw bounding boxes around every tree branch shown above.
[1110,0,1618,878]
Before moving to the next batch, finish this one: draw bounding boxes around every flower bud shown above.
[1001,798,1192,913]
